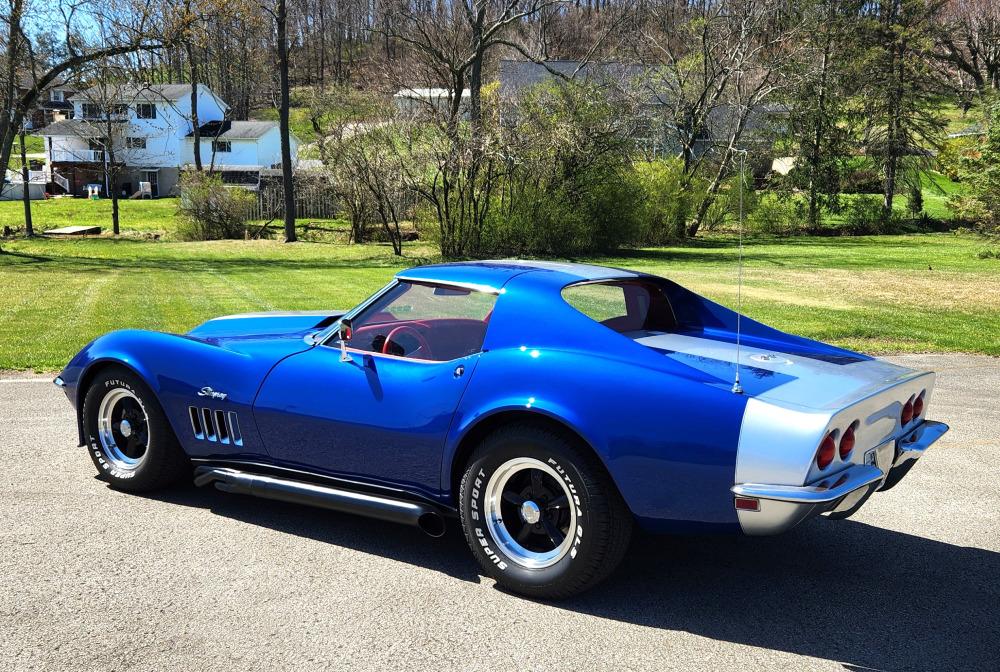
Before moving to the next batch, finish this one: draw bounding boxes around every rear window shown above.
[562,280,676,334]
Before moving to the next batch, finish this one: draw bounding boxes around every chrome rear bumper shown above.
[732,420,948,535]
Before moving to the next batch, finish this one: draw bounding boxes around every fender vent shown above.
[188,406,243,446]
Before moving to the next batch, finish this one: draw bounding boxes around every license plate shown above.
[865,448,878,467]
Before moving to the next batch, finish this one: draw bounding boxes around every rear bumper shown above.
[732,420,948,535]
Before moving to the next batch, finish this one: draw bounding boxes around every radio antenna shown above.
[732,148,747,395]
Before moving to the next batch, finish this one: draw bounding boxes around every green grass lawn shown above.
[1,232,997,371]
[0,198,180,237]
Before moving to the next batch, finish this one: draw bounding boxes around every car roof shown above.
[396,260,640,293]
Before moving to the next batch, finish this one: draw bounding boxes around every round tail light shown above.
[913,392,924,419]
[817,432,836,470]
[901,396,914,426]
[839,424,856,459]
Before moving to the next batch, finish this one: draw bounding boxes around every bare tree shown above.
[376,0,568,256]
[935,0,1000,97]
[0,0,190,183]
[640,0,804,236]
[265,0,297,242]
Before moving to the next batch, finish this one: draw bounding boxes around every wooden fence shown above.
[241,182,339,221]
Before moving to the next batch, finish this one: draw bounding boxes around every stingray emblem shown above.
[197,387,228,400]
[750,353,794,365]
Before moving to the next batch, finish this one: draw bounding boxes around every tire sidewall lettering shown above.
[86,380,147,480]
[469,453,584,575]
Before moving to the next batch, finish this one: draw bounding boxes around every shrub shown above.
[479,80,645,256]
[177,173,256,241]
[842,195,887,235]
[907,182,924,215]
[945,96,1000,234]
[747,195,801,235]
[634,159,697,243]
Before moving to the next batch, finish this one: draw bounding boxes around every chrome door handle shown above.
[454,365,465,378]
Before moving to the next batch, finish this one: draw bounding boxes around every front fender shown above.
[60,329,310,455]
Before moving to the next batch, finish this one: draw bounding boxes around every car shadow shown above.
[137,482,998,669]
[134,481,482,584]
[565,519,999,670]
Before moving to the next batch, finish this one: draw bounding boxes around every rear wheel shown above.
[81,367,189,492]
[459,424,633,599]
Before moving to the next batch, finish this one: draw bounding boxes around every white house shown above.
[181,119,299,188]
[36,83,298,197]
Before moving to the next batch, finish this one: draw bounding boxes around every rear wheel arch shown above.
[447,410,625,510]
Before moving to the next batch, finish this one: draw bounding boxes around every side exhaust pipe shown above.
[194,467,446,537]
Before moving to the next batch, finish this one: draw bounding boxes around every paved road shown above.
[1,354,997,671]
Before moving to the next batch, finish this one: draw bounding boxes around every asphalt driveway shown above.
[1,353,997,671]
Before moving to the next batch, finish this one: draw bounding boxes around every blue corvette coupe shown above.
[56,260,947,598]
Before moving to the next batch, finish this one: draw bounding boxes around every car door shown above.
[252,281,495,494]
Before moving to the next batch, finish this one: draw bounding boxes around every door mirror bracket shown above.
[338,318,353,362]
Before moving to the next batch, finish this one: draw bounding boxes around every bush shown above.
[945,96,1000,233]
[840,169,884,194]
[842,195,887,234]
[907,182,924,215]
[176,173,256,241]
[746,195,801,235]
[633,159,698,243]
[478,80,645,256]
[936,136,979,182]
[483,168,644,256]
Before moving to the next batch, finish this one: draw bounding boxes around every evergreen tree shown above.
[858,0,947,224]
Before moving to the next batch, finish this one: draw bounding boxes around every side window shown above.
[562,283,628,324]
[339,282,496,361]
[562,280,676,335]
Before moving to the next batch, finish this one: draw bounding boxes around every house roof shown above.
[499,60,670,103]
[185,120,280,140]
[35,119,104,137]
[16,74,75,91]
[498,60,681,111]
[75,83,222,106]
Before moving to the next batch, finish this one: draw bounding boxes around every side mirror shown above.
[338,318,352,362]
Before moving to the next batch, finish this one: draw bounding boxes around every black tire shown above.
[81,366,189,492]
[459,423,633,599]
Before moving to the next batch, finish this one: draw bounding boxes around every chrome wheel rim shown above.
[97,388,149,471]
[484,457,577,569]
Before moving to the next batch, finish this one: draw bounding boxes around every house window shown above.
[126,137,146,149]
[136,103,156,119]
[212,140,231,153]
[50,90,64,103]
[88,140,104,151]
[81,103,127,120]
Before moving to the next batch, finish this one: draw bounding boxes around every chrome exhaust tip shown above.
[417,511,447,538]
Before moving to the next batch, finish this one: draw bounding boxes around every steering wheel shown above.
[382,324,432,358]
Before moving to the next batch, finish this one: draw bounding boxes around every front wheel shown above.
[81,367,189,492]
[459,424,633,599]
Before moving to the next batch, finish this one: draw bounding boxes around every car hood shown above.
[186,311,345,355]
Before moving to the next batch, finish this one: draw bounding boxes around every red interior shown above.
[351,317,489,361]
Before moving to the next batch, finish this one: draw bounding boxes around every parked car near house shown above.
[53,261,947,598]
